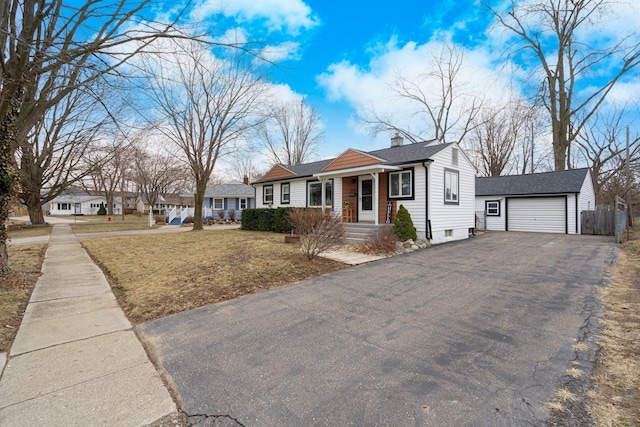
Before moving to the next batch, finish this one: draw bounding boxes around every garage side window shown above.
[444,169,459,204]
[485,200,500,216]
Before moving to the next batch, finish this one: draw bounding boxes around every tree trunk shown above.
[27,197,45,224]
[192,180,206,231]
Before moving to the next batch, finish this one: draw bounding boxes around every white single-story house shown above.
[48,192,123,216]
[253,136,477,244]
[475,168,595,234]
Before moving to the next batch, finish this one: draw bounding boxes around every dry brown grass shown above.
[82,229,347,324]
[0,244,46,352]
[7,224,52,239]
[70,214,160,233]
[588,220,640,427]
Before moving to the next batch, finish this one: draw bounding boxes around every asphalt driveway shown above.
[138,232,616,426]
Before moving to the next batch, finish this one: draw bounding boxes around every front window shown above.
[486,200,500,216]
[214,198,223,210]
[389,169,413,198]
[57,203,70,210]
[307,180,333,208]
[240,198,247,210]
[444,169,459,204]
[263,185,273,205]
[281,183,290,204]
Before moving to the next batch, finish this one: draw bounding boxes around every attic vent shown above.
[391,133,403,147]
[452,148,459,166]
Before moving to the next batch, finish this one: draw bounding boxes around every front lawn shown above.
[0,244,47,352]
[82,229,346,324]
[69,214,162,233]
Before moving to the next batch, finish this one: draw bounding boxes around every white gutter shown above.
[313,164,401,179]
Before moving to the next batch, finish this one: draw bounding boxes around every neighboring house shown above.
[253,136,477,244]
[48,191,123,215]
[171,180,255,224]
[200,180,256,220]
[475,168,595,234]
[136,194,194,215]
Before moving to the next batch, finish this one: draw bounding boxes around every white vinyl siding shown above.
[507,197,566,233]
[394,166,427,238]
[429,145,476,244]
[475,196,505,231]
[578,173,596,234]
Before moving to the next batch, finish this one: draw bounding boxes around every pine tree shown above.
[394,204,417,241]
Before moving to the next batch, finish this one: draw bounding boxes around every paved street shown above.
[139,232,616,426]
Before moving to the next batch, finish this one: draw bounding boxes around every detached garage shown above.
[475,168,595,234]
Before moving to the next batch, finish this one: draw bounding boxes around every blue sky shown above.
[137,0,640,172]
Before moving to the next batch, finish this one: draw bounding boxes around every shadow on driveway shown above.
[138,232,616,426]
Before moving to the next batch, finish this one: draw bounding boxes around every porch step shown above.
[342,223,394,245]
[170,217,182,225]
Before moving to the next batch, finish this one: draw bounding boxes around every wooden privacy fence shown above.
[581,209,616,236]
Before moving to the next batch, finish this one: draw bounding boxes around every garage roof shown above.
[476,168,590,196]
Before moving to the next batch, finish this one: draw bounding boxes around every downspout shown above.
[575,192,579,234]
[422,161,432,240]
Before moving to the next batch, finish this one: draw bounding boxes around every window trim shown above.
[213,198,224,210]
[444,168,459,205]
[387,168,415,200]
[485,200,500,216]
[280,183,290,204]
[239,198,247,210]
[263,185,273,205]
[306,179,333,208]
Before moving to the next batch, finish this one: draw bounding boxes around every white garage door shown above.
[507,197,566,233]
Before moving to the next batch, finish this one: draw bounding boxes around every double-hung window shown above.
[213,199,223,210]
[388,169,413,199]
[307,180,332,208]
[281,183,290,204]
[444,169,459,204]
[240,198,247,210]
[263,185,273,205]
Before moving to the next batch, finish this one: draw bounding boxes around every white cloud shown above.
[317,36,517,144]
[260,41,302,62]
[191,0,319,35]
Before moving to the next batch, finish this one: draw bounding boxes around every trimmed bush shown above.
[97,203,107,215]
[394,204,417,241]
[240,208,294,232]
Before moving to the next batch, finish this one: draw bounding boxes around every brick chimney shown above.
[243,175,249,184]
[391,133,403,147]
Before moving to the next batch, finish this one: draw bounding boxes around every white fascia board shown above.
[313,164,401,180]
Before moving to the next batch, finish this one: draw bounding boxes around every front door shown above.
[358,177,374,222]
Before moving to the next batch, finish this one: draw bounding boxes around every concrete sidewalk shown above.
[0,224,177,426]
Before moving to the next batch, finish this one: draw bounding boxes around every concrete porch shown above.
[343,223,394,245]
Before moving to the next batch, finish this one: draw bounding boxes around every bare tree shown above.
[575,107,640,201]
[133,148,186,215]
[85,137,134,216]
[138,40,269,230]
[0,0,197,270]
[257,99,322,165]
[361,42,483,145]
[226,149,266,183]
[472,100,538,176]
[490,0,640,171]
[16,84,113,223]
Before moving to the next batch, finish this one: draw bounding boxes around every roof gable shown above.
[476,168,590,196]
[322,149,383,171]
[261,164,295,181]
